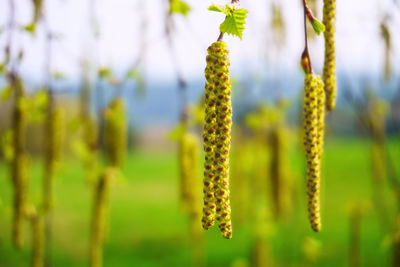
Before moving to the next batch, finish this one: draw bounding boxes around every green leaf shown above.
[23,22,36,34]
[208,4,233,15]
[1,84,12,101]
[98,67,111,78]
[220,8,248,39]
[310,18,325,35]
[170,0,191,16]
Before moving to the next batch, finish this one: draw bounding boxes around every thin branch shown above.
[301,0,312,72]
[166,0,188,121]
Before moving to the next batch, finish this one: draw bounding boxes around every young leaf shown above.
[208,4,233,15]
[220,8,248,39]
[23,22,36,34]
[310,18,325,35]
[170,0,191,16]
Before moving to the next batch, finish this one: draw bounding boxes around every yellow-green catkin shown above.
[11,76,28,249]
[13,153,29,248]
[29,210,44,267]
[104,98,127,168]
[269,126,287,220]
[202,41,233,239]
[43,107,64,214]
[322,0,337,111]
[303,73,325,232]
[89,168,113,267]
[178,132,200,215]
[178,132,204,266]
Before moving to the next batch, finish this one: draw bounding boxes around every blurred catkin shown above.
[303,73,325,232]
[178,132,201,215]
[104,98,127,168]
[178,132,204,266]
[43,106,64,214]
[32,0,43,22]
[380,22,391,82]
[11,75,28,249]
[269,126,288,220]
[90,168,113,267]
[202,41,233,239]
[322,0,337,111]
[29,210,44,267]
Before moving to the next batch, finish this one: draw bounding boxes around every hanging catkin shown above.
[202,41,232,239]
[28,209,44,267]
[104,98,127,168]
[269,126,286,220]
[89,168,113,267]
[11,75,28,249]
[31,0,43,22]
[43,106,64,214]
[303,73,325,232]
[322,0,337,111]
[178,132,200,215]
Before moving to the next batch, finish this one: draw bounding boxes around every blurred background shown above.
[0,0,400,266]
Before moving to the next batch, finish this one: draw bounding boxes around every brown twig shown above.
[301,0,313,72]
[166,0,188,121]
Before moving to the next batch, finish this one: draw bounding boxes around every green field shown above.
[0,137,399,266]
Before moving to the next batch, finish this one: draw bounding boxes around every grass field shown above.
[0,137,399,266]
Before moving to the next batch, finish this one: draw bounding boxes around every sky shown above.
[0,0,399,85]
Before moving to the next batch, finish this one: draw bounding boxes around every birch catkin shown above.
[322,0,337,111]
[29,210,44,267]
[11,76,28,249]
[104,98,127,168]
[303,73,325,232]
[178,132,200,215]
[43,107,64,213]
[202,41,232,239]
[90,169,113,267]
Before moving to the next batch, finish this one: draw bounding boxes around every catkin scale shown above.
[303,73,325,232]
[104,98,127,168]
[322,0,337,111]
[89,169,113,267]
[202,41,232,239]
